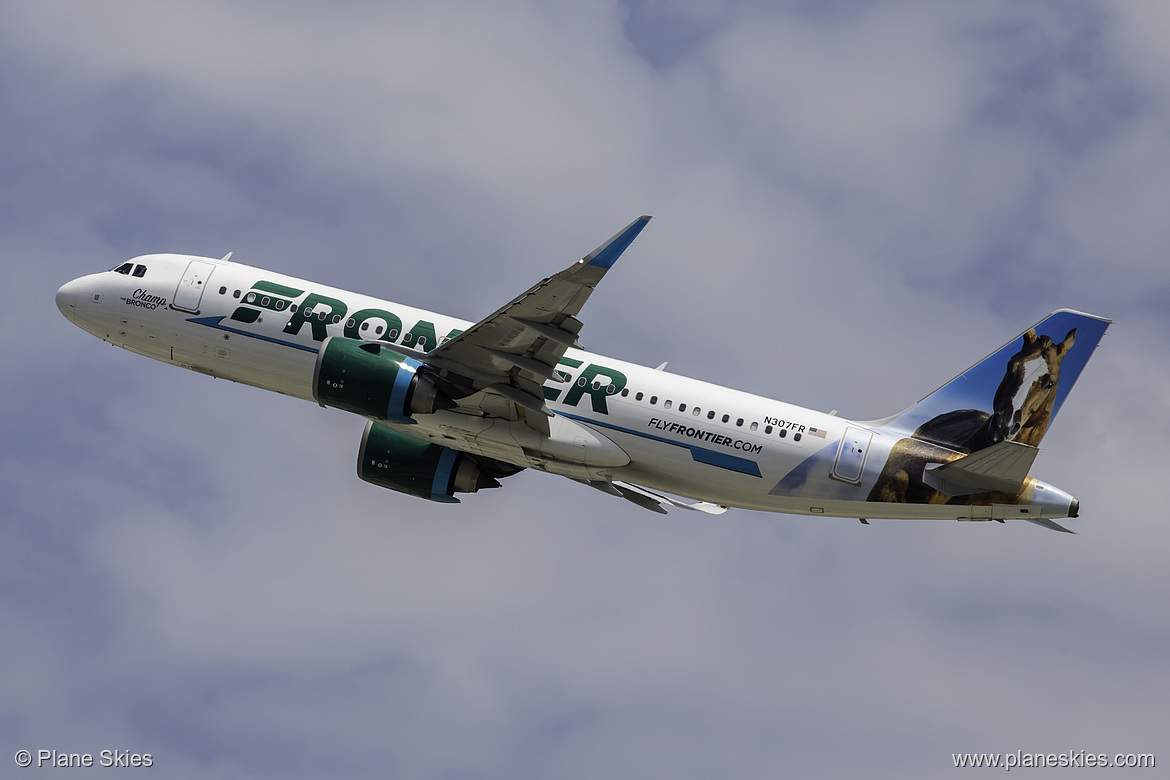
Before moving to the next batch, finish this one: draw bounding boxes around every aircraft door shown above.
[831,427,872,485]
[172,259,216,313]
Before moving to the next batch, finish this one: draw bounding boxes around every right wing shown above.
[421,216,651,432]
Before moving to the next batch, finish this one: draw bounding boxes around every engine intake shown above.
[357,421,500,502]
[313,336,453,423]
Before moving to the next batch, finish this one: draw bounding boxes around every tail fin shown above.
[877,309,1110,453]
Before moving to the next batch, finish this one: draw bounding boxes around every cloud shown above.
[3,1,1168,777]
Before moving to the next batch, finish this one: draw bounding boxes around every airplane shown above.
[56,216,1110,532]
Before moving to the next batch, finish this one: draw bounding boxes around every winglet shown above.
[583,216,651,269]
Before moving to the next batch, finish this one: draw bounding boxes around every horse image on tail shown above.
[868,327,1077,505]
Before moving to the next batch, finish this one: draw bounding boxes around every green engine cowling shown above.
[312,336,453,424]
[357,421,500,503]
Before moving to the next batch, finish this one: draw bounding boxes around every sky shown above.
[2,1,1168,776]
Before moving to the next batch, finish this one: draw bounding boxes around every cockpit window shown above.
[132,265,147,278]
[112,262,134,275]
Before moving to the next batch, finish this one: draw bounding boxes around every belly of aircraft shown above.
[101,311,316,400]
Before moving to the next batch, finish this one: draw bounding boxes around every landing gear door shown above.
[172,259,216,313]
[832,426,872,485]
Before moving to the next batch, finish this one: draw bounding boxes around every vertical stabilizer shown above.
[877,309,1110,453]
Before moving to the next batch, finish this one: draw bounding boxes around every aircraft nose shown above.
[56,280,78,322]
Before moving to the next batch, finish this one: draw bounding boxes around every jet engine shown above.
[313,336,454,423]
[357,421,500,503]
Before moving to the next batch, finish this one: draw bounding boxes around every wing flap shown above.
[513,317,580,346]
[485,382,552,416]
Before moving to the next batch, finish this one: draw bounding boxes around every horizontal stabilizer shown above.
[1023,516,1076,534]
[923,440,1038,496]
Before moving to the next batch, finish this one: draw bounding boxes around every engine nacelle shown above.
[357,421,500,503]
[313,336,452,423]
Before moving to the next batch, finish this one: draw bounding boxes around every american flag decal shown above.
[808,427,827,439]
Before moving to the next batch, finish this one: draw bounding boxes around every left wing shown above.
[579,478,729,515]
[422,216,650,431]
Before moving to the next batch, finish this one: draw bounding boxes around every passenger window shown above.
[332,314,341,324]
[765,425,773,434]
[722,414,729,423]
[317,310,327,321]
[664,400,672,409]
[261,296,271,306]
[678,403,686,412]
[417,336,426,346]
[388,329,399,339]
[780,429,787,438]
[736,418,744,427]
[636,392,644,401]
[693,407,701,416]
[621,388,629,397]
[112,262,133,275]
[750,421,758,431]
[233,290,241,299]
[708,411,715,419]
[276,300,286,310]
[219,286,227,295]
[794,433,802,442]
[650,396,657,405]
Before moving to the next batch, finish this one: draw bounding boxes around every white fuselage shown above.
[56,253,1077,521]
